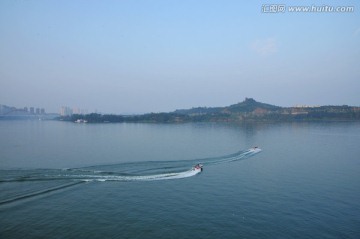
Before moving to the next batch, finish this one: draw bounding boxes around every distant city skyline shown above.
[60,106,89,116]
[0,103,91,115]
[0,104,46,115]
[1,1,359,114]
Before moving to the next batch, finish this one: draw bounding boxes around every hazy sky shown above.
[1,0,359,114]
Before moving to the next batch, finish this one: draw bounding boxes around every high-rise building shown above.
[73,107,81,114]
[30,107,35,114]
[72,108,88,115]
[60,106,73,116]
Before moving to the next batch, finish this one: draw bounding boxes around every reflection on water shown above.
[0,120,359,239]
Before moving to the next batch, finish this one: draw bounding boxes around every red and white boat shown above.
[193,164,203,172]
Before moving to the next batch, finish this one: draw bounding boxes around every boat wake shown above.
[79,169,201,182]
[0,148,261,205]
[1,148,262,183]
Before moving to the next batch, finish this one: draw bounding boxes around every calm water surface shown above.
[0,120,359,238]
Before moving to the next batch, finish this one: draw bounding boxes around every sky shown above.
[0,0,359,114]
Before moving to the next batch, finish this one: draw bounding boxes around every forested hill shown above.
[59,98,360,123]
[174,98,280,115]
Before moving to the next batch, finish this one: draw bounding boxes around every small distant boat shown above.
[193,164,203,172]
[74,119,88,123]
[249,146,261,152]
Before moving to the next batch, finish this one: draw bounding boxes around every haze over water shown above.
[1,1,359,238]
[1,1,359,113]
[1,121,359,238]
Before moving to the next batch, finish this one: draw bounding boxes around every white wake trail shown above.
[79,168,201,182]
[64,148,261,182]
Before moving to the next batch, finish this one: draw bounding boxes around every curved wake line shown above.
[63,148,261,182]
[0,181,84,205]
[1,148,262,183]
[79,169,200,182]
[198,148,262,166]
[0,148,261,206]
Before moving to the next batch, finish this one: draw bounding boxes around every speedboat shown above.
[193,164,203,172]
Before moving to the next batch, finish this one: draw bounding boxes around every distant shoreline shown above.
[0,114,59,121]
[56,98,360,123]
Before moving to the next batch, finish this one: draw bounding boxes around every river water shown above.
[0,120,359,238]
